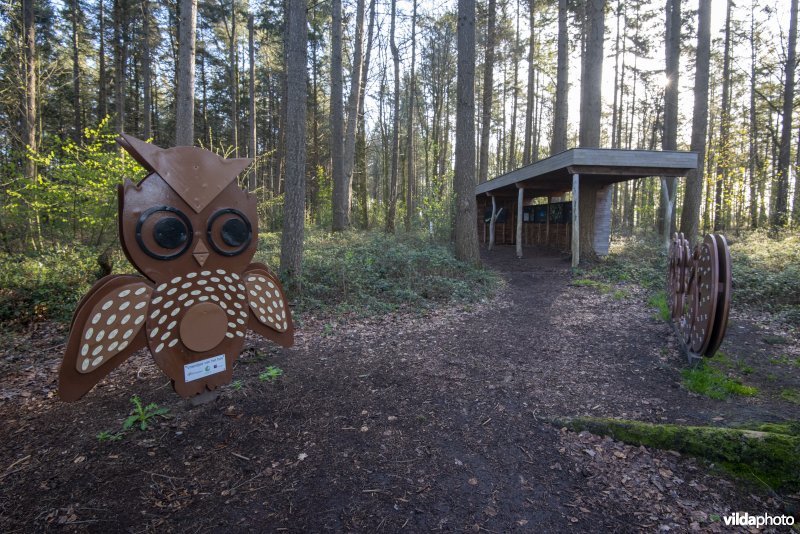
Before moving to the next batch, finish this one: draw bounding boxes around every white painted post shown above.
[572,173,580,267]
[516,185,524,258]
[489,195,496,251]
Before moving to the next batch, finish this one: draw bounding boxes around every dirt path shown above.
[1,246,796,532]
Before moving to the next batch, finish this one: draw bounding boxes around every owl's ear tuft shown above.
[225,158,253,182]
[117,134,161,174]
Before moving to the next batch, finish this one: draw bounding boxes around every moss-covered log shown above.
[552,417,800,492]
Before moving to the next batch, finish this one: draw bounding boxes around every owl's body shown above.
[59,135,293,401]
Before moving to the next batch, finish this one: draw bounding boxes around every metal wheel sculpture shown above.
[667,233,731,361]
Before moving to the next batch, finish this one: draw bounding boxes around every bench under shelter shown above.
[475,148,698,266]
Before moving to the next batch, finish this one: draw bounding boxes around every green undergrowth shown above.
[682,353,758,400]
[571,234,664,305]
[729,230,800,325]
[0,245,122,327]
[0,231,500,331]
[553,416,800,492]
[586,234,667,292]
[256,230,501,317]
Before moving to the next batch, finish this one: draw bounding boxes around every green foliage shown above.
[728,231,800,324]
[255,230,501,317]
[231,380,244,391]
[259,365,284,382]
[313,165,333,229]
[122,395,170,431]
[647,291,671,322]
[2,118,145,252]
[96,430,124,442]
[419,171,454,241]
[590,234,667,292]
[555,417,800,492]
[682,361,758,400]
[0,246,109,326]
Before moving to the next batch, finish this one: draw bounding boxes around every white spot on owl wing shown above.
[76,280,152,373]
[168,338,179,348]
[187,272,197,279]
[245,272,288,332]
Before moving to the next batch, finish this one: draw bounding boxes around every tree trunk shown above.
[23,0,36,182]
[71,0,83,142]
[113,0,128,134]
[610,0,621,148]
[343,0,366,226]
[478,0,496,183]
[523,2,535,164]
[577,0,605,263]
[507,0,520,171]
[248,12,256,190]
[356,0,376,229]
[748,4,759,229]
[774,0,798,228]
[551,0,569,155]
[230,2,239,156]
[660,0,680,248]
[579,0,604,148]
[331,0,347,230]
[386,0,401,232]
[280,0,307,287]
[98,0,108,121]
[175,0,197,145]
[454,0,480,264]
[679,0,710,242]
[142,0,152,139]
[405,0,417,231]
[714,0,733,231]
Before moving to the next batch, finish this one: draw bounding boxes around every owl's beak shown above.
[193,240,209,267]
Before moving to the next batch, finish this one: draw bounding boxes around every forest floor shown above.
[1,245,799,532]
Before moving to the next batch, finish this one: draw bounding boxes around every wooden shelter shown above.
[475,148,698,266]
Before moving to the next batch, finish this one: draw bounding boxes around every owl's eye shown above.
[136,206,193,260]
[207,208,252,257]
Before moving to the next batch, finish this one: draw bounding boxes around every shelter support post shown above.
[546,196,551,246]
[516,184,524,258]
[572,173,580,267]
[488,194,496,251]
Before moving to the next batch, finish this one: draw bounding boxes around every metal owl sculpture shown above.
[58,134,294,401]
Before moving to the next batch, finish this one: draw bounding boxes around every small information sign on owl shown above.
[58,134,294,401]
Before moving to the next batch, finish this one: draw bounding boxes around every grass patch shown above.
[780,389,800,405]
[554,416,800,492]
[682,361,759,400]
[770,354,800,367]
[648,290,671,322]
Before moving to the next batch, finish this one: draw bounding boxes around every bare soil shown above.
[1,245,798,532]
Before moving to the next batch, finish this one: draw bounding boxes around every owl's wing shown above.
[243,263,294,348]
[59,275,153,401]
